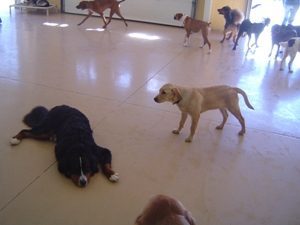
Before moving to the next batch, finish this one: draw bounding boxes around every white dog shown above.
[154,83,254,142]
[280,37,300,73]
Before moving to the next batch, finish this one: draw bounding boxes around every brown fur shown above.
[217,6,244,43]
[76,0,128,28]
[135,195,196,225]
[154,83,254,142]
[174,13,211,53]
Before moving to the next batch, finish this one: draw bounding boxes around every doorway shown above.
[249,0,300,26]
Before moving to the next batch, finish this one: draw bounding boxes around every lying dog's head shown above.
[57,146,100,187]
[76,1,88,10]
[217,6,231,15]
[174,13,184,21]
[154,83,182,104]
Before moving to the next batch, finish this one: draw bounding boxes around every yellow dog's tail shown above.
[234,88,254,110]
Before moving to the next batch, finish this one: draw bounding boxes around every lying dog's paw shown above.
[109,173,119,182]
[10,137,21,145]
[172,130,180,135]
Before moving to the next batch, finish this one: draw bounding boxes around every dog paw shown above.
[215,125,223,130]
[109,173,119,182]
[238,131,245,136]
[289,70,293,73]
[185,137,192,143]
[10,137,21,145]
[172,130,180,135]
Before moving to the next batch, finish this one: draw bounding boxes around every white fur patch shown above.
[109,173,119,182]
[10,137,21,145]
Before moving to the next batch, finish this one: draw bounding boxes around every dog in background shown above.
[76,0,128,28]
[269,24,297,58]
[232,18,270,50]
[134,195,196,225]
[154,83,254,142]
[10,105,119,187]
[174,13,211,53]
[218,6,244,43]
[280,37,300,73]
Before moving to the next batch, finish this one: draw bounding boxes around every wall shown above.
[49,0,60,9]
[54,0,247,29]
[196,0,247,31]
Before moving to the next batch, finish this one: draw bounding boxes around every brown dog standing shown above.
[174,13,211,53]
[76,0,128,28]
[135,195,196,225]
[217,6,244,43]
[154,83,254,142]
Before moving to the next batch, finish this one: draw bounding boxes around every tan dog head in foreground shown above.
[135,194,196,225]
[154,83,254,142]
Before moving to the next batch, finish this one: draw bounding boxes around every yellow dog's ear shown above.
[171,87,182,104]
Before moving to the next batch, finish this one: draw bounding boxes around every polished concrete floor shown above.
[1,8,300,225]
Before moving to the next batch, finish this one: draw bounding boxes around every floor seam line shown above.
[0,160,57,213]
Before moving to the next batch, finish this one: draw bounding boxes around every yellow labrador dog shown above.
[154,83,254,142]
[134,194,196,225]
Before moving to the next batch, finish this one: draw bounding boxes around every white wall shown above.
[64,0,194,26]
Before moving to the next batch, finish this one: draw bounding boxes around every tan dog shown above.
[174,13,211,53]
[217,6,244,43]
[154,83,254,142]
[135,195,196,225]
[76,0,128,28]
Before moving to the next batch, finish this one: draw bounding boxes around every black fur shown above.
[288,38,296,47]
[232,18,270,50]
[12,105,117,187]
[218,6,243,29]
[269,24,297,57]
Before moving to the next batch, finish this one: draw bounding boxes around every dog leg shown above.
[268,44,274,57]
[275,44,280,58]
[226,32,232,40]
[115,7,128,27]
[200,30,212,53]
[288,52,297,73]
[10,129,53,145]
[220,31,226,43]
[280,50,288,71]
[95,146,119,182]
[100,12,108,28]
[173,112,188,135]
[216,109,228,130]
[247,34,252,49]
[232,31,242,50]
[228,107,246,135]
[185,114,200,142]
[78,11,93,26]
[184,31,191,47]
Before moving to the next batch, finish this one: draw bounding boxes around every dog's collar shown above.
[173,99,181,105]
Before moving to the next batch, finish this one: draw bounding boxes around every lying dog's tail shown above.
[23,106,49,127]
[234,88,254,110]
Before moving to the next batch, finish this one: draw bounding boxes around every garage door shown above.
[63,0,195,26]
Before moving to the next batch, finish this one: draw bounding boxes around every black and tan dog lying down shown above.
[10,105,119,187]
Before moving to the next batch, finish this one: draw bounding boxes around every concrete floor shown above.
[0,8,300,225]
